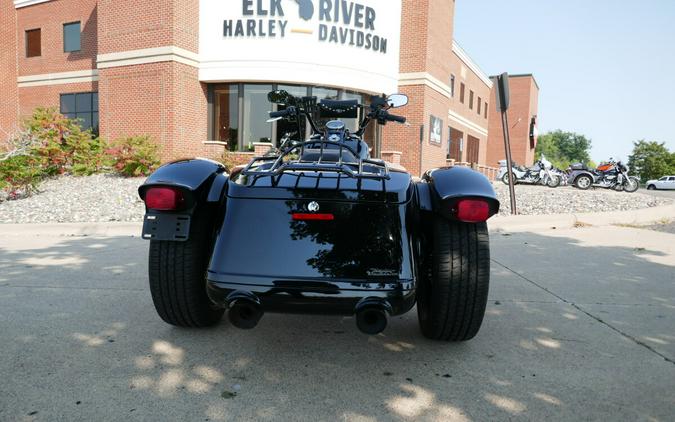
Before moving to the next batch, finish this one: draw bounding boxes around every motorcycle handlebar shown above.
[269,107,295,119]
[387,113,407,124]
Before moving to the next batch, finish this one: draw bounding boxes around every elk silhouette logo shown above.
[294,0,314,21]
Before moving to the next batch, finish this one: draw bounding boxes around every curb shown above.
[489,204,675,232]
[0,222,141,237]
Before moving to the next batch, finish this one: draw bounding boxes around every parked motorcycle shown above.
[567,159,639,193]
[498,155,561,188]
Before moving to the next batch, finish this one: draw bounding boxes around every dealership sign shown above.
[224,0,389,54]
[200,0,402,94]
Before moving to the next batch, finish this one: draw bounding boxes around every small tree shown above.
[535,130,593,168]
[627,140,675,183]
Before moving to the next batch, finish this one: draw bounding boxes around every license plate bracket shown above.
[142,213,191,241]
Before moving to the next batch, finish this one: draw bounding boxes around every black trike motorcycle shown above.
[138,90,500,341]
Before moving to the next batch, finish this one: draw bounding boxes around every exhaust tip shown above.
[356,307,388,335]
[228,300,263,330]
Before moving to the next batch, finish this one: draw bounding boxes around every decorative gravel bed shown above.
[0,174,146,224]
[493,183,671,216]
[0,175,672,224]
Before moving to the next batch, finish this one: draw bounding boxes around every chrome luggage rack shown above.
[240,140,390,181]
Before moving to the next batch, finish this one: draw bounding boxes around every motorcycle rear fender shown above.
[138,159,229,241]
[417,166,500,221]
[568,169,595,184]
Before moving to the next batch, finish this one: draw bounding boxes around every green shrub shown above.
[106,136,160,177]
[0,155,43,200]
[220,151,254,171]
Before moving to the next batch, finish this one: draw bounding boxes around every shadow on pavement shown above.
[0,228,673,421]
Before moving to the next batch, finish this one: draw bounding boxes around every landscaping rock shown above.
[0,174,145,224]
[494,183,671,216]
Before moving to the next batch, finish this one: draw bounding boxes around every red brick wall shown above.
[18,81,99,118]
[486,75,539,166]
[16,0,98,76]
[0,1,18,135]
[399,0,429,73]
[387,0,491,175]
[98,0,198,54]
[99,61,206,161]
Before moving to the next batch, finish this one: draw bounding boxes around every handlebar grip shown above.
[387,113,407,124]
[269,110,289,118]
[269,107,296,119]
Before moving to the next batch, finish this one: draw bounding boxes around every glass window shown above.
[340,91,364,132]
[276,85,309,143]
[60,94,76,114]
[459,83,465,104]
[450,75,455,97]
[63,22,81,52]
[484,103,488,119]
[59,92,98,133]
[26,29,41,57]
[312,87,339,130]
[469,90,474,110]
[214,85,240,151]
[242,84,273,151]
[76,93,93,112]
[477,97,482,115]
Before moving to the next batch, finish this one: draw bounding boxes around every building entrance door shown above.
[466,135,480,164]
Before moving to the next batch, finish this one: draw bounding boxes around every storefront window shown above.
[341,91,364,132]
[242,84,273,151]
[214,85,239,151]
[210,83,378,153]
[276,85,309,143]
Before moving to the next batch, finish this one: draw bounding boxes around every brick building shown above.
[486,74,540,167]
[1,0,528,176]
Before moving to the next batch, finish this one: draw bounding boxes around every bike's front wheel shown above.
[624,177,639,193]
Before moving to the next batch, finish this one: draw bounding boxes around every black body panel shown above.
[138,158,226,203]
[205,171,418,315]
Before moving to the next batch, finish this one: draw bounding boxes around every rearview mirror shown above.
[268,90,292,105]
[387,94,408,108]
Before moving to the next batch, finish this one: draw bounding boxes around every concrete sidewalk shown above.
[0,223,674,421]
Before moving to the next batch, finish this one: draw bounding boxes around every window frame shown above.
[59,91,99,134]
[25,28,41,58]
[63,21,82,53]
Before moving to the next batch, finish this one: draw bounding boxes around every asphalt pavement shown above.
[0,225,673,421]
[642,187,675,200]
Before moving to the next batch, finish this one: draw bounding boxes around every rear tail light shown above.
[145,187,184,211]
[455,199,490,223]
[292,213,335,221]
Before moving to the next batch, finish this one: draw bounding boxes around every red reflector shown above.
[145,187,183,211]
[456,199,490,223]
[292,213,335,221]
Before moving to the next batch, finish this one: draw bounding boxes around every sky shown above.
[453,0,675,162]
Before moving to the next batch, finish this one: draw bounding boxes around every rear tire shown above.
[647,185,656,190]
[417,219,491,342]
[575,174,593,190]
[148,220,224,327]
